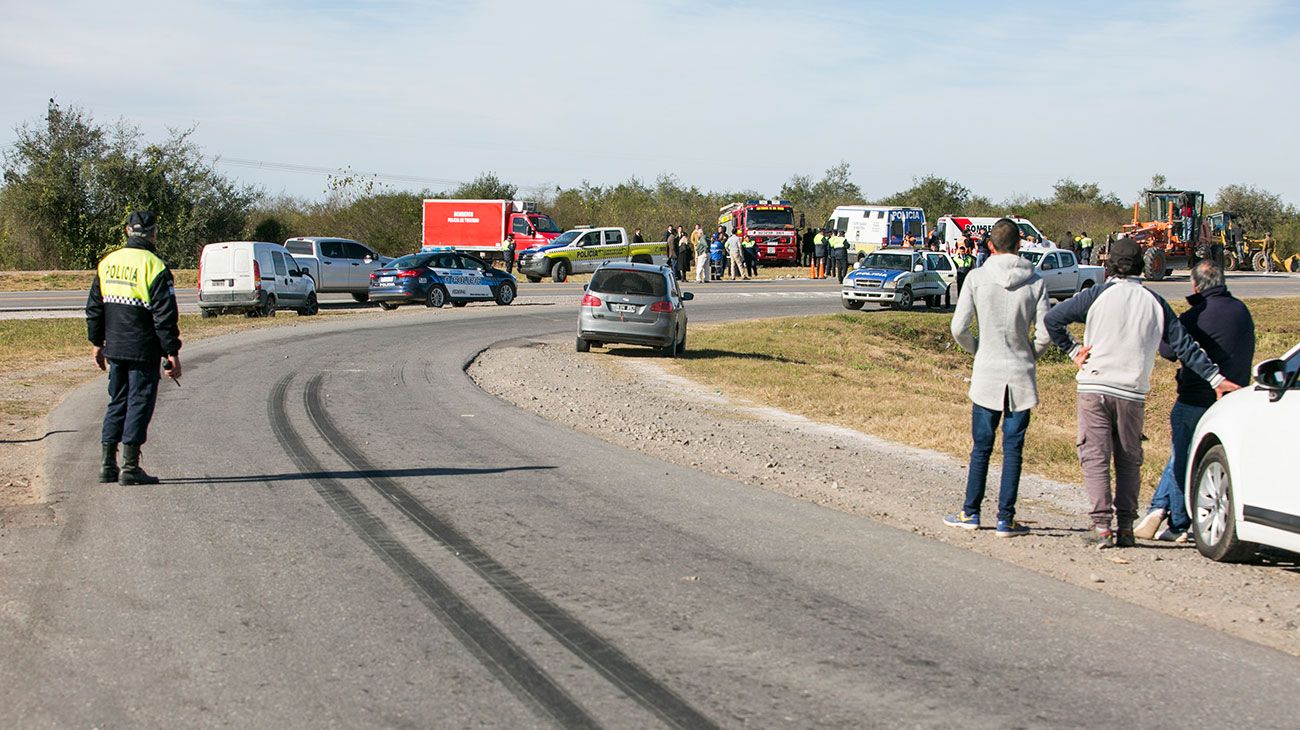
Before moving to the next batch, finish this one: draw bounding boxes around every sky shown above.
[2,0,1298,205]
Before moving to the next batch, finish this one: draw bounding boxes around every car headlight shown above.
[881,280,897,289]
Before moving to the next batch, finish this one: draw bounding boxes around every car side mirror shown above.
[682,291,694,301]
[913,264,924,273]
[582,283,589,291]
[290,269,302,277]
[1254,358,1293,401]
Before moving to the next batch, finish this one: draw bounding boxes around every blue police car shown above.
[369,249,517,310]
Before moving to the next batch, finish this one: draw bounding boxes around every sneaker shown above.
[1115,529,1136,548]
[1082,527,1116,549]
[943,511,980,530]
[995,520,1030,538]
[1133,508,1167,540]
[1157,527,1191,543]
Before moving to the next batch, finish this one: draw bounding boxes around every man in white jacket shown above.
[944,219,1051,537]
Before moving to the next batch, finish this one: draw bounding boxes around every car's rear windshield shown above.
[388,253,435,270]
[284,240,313,255]
[590,269,667,297]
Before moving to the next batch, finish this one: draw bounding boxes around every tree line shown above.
[3,101,1297,269]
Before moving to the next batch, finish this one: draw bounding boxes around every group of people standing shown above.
[943,219,1251,547]
[680,225,762,283]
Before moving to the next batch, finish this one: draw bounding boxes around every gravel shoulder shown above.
[470,338,1300,656]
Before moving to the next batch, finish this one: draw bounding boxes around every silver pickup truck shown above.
[1017,246,1105,300]
[285,237,391,302]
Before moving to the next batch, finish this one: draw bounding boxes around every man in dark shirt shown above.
[1135,260,1255,541]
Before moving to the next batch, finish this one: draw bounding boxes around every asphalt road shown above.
[1,270,1298,319]
[2,294,1298,727]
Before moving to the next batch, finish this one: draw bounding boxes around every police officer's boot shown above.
[119,444,160,485]
[99,442,119,483]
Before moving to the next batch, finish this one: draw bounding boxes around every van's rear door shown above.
[202,244,237,290]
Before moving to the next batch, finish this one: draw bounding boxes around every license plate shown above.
[379,276,394,284]
[611,303,637,313]
[207,280,226,287]
[767,247,776,255]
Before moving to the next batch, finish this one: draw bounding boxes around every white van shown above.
[198,241,318,318]
[825,205,926,259]
[934,215,1053,254]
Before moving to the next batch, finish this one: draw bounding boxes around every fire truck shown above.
[718,199,798,263]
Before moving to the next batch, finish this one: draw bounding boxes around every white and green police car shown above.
[841,248,949,311]
[516,226,668,283]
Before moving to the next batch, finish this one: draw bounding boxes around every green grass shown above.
[0,270,198,292]
[670,298,1300,492]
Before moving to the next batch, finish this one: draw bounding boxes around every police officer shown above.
[741,235,758,277]
[949,245,975,308]
[828,229,850,283]
[86,211,182,485]
[502,233,517,275]
[813,229,828,278]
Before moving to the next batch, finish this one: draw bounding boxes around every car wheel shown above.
[351,292,369,303]
[924,295,939,308]
[261,295,277,317]
[298,293,319,316]
[200,309,217,319]
[379,302,399,311]
[576,336,590,353]
[897,286,914,311]
[495,281,516,305]
[426,286,448,308]
[677,327,687,354]
[1080,280,1095,291]
[526,275,542,283]
[842,299,864,310]
[1192,445,1257,562]
[551,261,569,283]
[451,301,468,308]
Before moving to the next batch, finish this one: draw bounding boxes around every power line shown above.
[210,156,472,189]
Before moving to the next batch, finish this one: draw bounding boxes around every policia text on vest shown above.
[85,211,182,486]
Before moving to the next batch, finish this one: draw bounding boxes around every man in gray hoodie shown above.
[1045,236,1241,548]
[944,219,1051,537]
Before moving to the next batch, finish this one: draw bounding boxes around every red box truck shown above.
[421,200,563,259]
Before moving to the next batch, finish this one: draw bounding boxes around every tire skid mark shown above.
[268,373,599,730]
[303,372,719,730]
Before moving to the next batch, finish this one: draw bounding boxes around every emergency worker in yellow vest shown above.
[812,230,828,278]
[827,230,850,283]
[86,211,182,485]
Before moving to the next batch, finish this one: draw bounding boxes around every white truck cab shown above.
[935,215,1053,254]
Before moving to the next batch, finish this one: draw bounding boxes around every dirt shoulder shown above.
[470,339,1300,656]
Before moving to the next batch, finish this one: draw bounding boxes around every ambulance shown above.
[824,205,926,259]
[934,215,1053,254]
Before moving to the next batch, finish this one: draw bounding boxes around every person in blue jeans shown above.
[1134,261,1255,541]
[943,219,1052,537]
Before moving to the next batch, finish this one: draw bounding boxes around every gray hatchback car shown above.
[576,263,693,356]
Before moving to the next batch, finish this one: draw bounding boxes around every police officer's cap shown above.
[128,211,158,235]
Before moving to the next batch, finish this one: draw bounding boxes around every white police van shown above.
[825,205,926,260]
